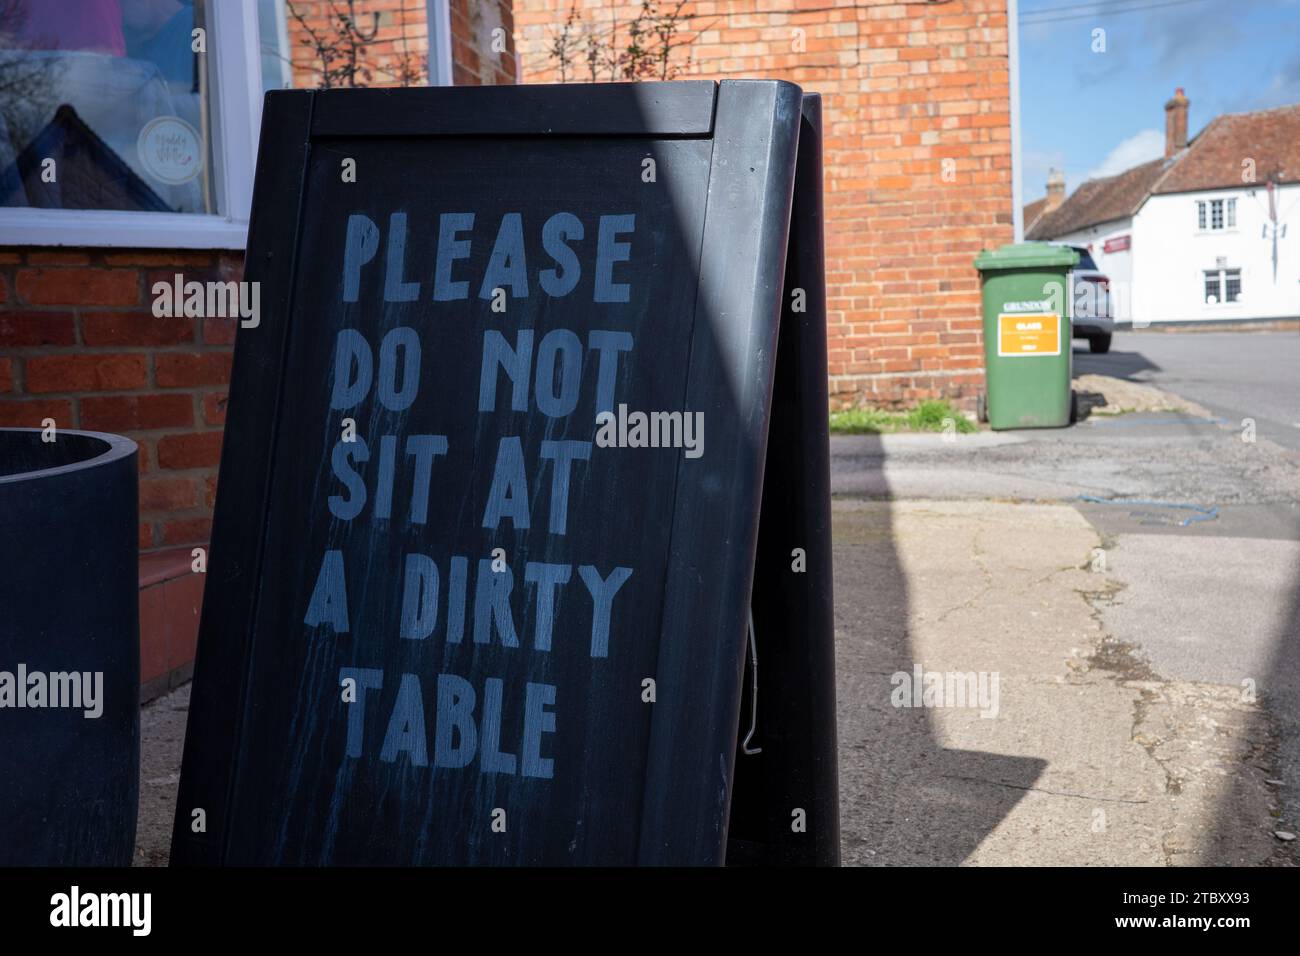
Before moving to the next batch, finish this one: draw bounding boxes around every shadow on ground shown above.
[832,434,1045,865]
[1073,346,1162,380]
[1073,388,1107,422]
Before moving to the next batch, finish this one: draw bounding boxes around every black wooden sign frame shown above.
[728,94,840,866]
[171,80,835,866]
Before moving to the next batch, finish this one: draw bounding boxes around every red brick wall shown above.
[0,248,242,553]
[514,0,1013,408]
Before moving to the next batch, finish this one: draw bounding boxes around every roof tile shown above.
[1153,104,1300,193]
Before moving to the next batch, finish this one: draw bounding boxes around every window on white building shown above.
[1203,268,1242,304]
[1196,198,1236,232]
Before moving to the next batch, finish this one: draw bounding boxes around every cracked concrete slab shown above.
[1093,532,1300,863]
[833,500,1287,866]
[1096,534,1298,688]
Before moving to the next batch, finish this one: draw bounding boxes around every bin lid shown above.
[974,242,1080,271]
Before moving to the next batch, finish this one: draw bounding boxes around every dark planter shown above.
[0,428,139,865]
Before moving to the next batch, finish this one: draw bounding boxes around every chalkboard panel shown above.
[172,81,804,865]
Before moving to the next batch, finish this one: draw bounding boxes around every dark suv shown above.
[1070,246,1114,354]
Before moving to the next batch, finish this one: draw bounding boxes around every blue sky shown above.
[1018,0,1300,201]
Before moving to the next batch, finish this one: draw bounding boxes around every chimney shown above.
[1165,87,1189,158]
[1045,169,1066,211]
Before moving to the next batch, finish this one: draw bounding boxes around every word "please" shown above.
[341,211,637,303]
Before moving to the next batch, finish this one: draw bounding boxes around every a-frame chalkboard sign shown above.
[172,80,837,866]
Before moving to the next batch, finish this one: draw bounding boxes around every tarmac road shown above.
[1076,330,1300,451]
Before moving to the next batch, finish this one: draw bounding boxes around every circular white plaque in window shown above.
[137,116,204,185]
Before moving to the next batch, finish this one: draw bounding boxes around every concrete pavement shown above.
[135,683,187,866]
[833,500,1283,865]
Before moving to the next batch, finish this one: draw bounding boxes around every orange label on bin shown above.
[997,312,1060,357]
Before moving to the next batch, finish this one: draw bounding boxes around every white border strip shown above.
[1009,0,1024,243]
[427,0,454,86]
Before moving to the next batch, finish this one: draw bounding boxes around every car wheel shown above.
[1089,333,1112,354]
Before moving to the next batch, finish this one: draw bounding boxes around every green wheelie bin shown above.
[973,242,1079,430]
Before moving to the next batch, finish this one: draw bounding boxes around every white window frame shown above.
[427,0,454,86]
[258,0,293,92]
[1202,266,1242,306]
[0,1,455,250]
[1195,196,1238,234]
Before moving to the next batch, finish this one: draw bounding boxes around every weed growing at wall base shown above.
[830,400,977,435]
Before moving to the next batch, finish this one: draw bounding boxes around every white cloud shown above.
[1260,52,1300,107]
[1085,128,1165,180]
